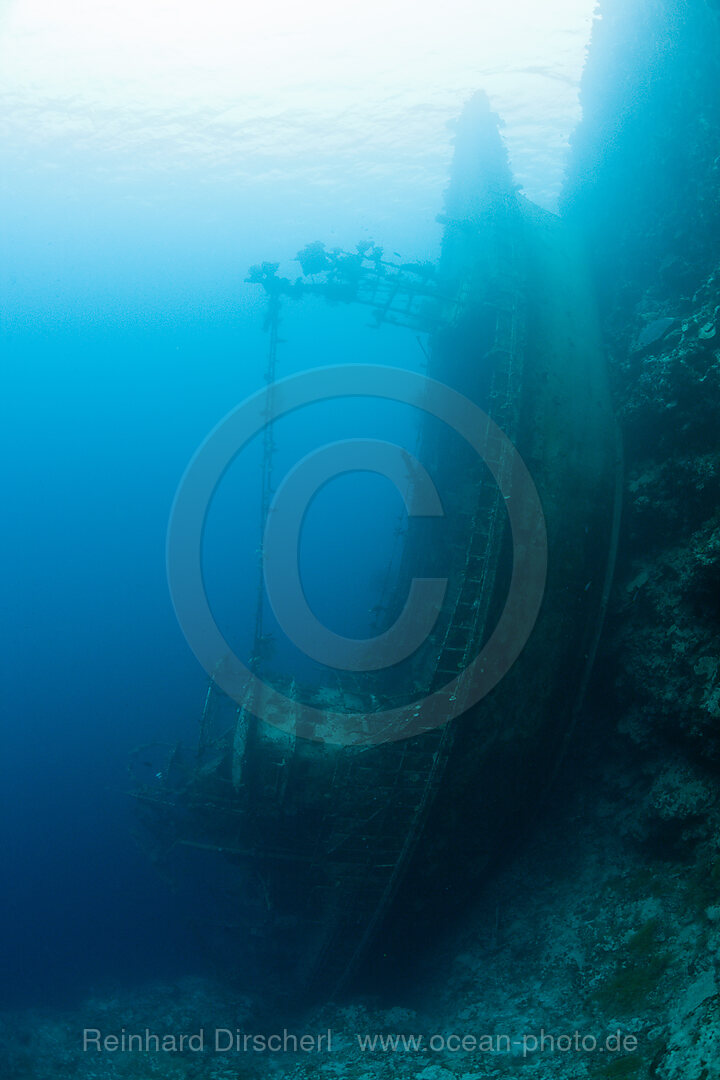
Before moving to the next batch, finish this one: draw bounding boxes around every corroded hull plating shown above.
[133,94,621,1000]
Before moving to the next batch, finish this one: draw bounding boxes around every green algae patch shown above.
[592,952,669,1014]
[595,1054,642,1080]
[591,921,669,1015]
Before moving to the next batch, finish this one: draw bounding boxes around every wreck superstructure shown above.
[132,94,621,999]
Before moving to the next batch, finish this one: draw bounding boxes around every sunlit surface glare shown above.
[0,0,596,226]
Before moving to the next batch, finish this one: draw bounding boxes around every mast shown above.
[251,283,282,674]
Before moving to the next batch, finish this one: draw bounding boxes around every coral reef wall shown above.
[564,0,720,784]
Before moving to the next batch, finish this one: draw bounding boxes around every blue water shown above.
[0,2,595,1009]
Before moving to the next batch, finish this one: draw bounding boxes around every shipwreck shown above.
[131,93,622,1001]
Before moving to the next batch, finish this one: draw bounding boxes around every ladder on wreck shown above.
[431,220,524,711]
[307,259,527,995]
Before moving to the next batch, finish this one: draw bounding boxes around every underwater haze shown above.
[0,0,595,1010]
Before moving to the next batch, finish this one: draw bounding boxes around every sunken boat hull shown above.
[133,95,621,1000]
